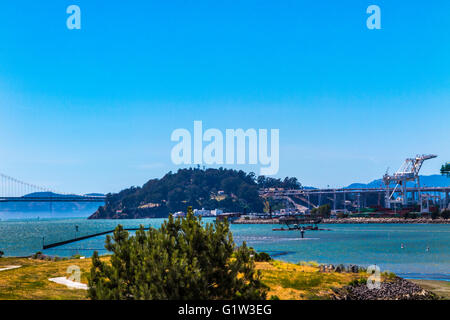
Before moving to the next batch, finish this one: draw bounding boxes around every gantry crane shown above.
[383,154,437,211]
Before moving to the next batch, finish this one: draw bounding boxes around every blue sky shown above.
[0,1,449,194]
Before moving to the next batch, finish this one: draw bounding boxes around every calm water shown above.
[0,217,449,280]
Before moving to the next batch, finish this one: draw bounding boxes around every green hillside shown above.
[89,168,301,219]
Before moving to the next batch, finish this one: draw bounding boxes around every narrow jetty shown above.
[42,227,147,249]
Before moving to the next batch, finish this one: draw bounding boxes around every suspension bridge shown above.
[0,173,105,203]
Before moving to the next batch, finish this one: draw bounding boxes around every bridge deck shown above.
[0,196,105,202]
[260,186,450,196]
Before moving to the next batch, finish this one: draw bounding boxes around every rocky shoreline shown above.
[232,217,450,224]
[323,217,450,224]
[332,277,439,300]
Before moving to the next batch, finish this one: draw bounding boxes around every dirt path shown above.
[0,265,21,272]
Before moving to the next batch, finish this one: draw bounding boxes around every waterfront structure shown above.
[383,154,437,211]
[193,208,210,216]
[260,155,449,214]
[173,211,186,218]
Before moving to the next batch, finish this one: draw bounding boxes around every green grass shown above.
[256,261,364,300]
[1,257,442,300]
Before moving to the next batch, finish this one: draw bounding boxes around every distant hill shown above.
[84,193,105,197]
[346,174,449,189]
[23,192,105,198]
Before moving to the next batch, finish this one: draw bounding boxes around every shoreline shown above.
[323,217,450,224]
[409,279,450,299]
[232,217,450,224]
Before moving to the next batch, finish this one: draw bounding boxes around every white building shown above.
[210,209,223,216]
[173,211,185,218]
[194,208,211,216]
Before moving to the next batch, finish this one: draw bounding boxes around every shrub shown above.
[88,207,267,300]
[311,204,331,218]
[441,210,450,219]
[431,209,440,220]
[254,251,272,262]
[348,278,367,286]
[297,261,319,267]
[382,271,396,280]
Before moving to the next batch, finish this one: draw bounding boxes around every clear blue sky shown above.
[0,1,449,194]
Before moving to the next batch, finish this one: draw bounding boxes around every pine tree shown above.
[441,163,450,177]
[88,207,267,300]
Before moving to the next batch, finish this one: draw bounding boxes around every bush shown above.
[297,261,319,267]
[311,204,331,218]
[431,209,440,220]
[88,207,267,300]
[348,278,367,286]
[254,251,272,262]
[382,271,396,280]
[441,210,450,219]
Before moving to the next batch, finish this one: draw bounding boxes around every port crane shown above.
[383,154,437,211]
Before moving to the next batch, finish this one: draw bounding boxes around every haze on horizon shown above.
[0,1,449,194]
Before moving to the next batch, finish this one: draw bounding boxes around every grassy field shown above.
[258,260,364,300]
[0,256,365,300]
[0,256,96,299]
[0,256,444,300]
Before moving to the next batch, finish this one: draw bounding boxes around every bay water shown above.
[0,217,449,280]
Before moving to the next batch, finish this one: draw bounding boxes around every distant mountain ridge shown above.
[0,192,105,220]
[346,175,449,189]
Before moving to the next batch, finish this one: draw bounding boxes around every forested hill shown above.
[89,168,301,219]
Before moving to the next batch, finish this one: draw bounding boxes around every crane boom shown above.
[383,154,437,210]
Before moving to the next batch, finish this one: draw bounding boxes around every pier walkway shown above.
[42,227,148,250]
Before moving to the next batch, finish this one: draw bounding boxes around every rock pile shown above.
[30,252,67,262]
[332,277,438,300]
[319,264,362,273]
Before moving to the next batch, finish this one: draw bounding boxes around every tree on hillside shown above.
[88,207,267,300]
[257,176,302,189]
[441,163,450,177]
[311,204,331,218]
